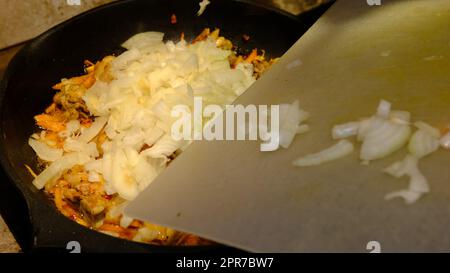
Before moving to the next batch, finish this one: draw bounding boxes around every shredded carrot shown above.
[129,220,144,228]
[51,82,62,90]
[103,217,120,226]
[44,103,57,114]
[231,55,244,68]
[84,60,95,67]
[99,223,125,233]
[52,73,95,90]
[85,66,95,74]
[24,164,37,178]
[192,28,210,44]
[82,75,96,88]
[245,49,258,63]
[54,188,64,212]
[209,29,220,40]
[183,234,201,245]
[34,114,66,132]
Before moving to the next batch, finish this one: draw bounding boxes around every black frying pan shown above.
[0,0,333,253]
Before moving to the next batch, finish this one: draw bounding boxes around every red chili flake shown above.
[103,194,113,200]
[170,14,177,24]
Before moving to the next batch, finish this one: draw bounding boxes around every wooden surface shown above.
[0,216,20,253]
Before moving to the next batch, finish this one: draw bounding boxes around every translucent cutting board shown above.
[126,0,450,252]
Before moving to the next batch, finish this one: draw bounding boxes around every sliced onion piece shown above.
[32,153,91,189]
[383,154,429,204]
[332,121,360,139]
[85,159,102,170]
[78,116,108,143]
[293,140,354,167]
[120,215,134,228]
[440,131,450,149]
[279,100,309,149]
[133,226,160,242]
[28,138,63,162]
[376,99,391,118]
[197,0,210,16]
[356,118,372,141]
[58,119,80,138]
[385,190,422,205]
[360,117,411,161]
[142,134,186,159]
[111,148,139,201]
[88,171,101,182]
[63,139,99,158]
[121,32,164,50]
[389,110,411,124]
[106,201,127,219]
[414,121,440,138]
[408,122,440,158]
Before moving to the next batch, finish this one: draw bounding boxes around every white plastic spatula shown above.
[126,0,450,252]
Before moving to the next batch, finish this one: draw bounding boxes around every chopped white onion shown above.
[28,138,63,162]
[110,148,139,200]
[356,118,372,141]
[414,121,440,138]
[360,117,411,161]
[84,159,103,172]
[197,0,210,16]
[385,190,422,205]
[63,139,99,158]
[278,100,309,149]
[32,153,91,189]
[121,32,164,50]
[408,122,440,158]
[143,127,164,147]
[383,154,429,204]
[389,110,411,124]
[30,31,269,200]
[142,134,186,159]
[133,226,159,242]
[293,140,354,167]
[440,131,450,149]
[58,120,80,138]
[88,171,101,182]
[376,99,391,118]
[332,121,360,139]
[120,215,134,228]
[77,116,108,143]
[106,201,127,219]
